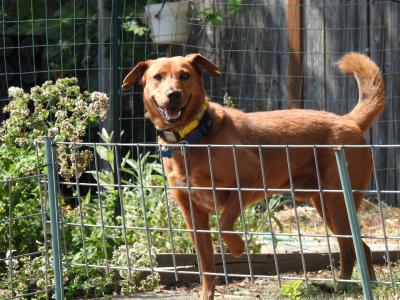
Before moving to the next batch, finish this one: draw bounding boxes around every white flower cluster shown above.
[8,86,24,98]
[55,110,66,119]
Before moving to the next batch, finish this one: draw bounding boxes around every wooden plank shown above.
[259,0,289,111]
[286,0,304,109]
[392,1,400,207]
[369,1,400,205]
[155,251,399,283]
[303,0,325,110]
[324,0,368,115]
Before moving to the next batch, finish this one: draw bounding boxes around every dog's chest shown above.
[167,165,222,213]
[164,150,232,213]
[170,172,218,213]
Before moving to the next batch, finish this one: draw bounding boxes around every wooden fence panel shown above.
[194,0,289,112]
[189,0,400,205]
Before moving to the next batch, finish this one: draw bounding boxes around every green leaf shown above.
[199,8,224,25]
[281,280,303,300]
[87,170,115,187]
[96,146,115,169]
[227,0,242,15]
[98,128,114,143]
[271,214,284,232]
[124,157,139,171]
[84,189,91,206]
[120,167,136,177]
[121,150,132,169]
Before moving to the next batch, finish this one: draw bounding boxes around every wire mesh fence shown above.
[19,142,400,298]
[2,141,400,298]
[0,143,52,299]
[0,0,400,299]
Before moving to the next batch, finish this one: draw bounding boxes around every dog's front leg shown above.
[172,189,217,300]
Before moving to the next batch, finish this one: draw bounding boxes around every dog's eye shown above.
[179,72,190,80]
[153,74,162,81]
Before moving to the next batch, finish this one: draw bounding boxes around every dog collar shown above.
[158,102,211,143]
[158,103,212,158]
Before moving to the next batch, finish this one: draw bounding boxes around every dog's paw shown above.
[200,279,216,300]
[200,290,214,300]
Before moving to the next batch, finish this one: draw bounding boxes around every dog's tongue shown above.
[165,108,181,121]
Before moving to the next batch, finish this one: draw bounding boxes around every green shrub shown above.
[0,78,109,298]
[111,244,160,295]
[86,129,191,254]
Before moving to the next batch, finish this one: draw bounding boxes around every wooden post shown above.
[286,0,303,109]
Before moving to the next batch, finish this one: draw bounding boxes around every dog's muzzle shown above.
[152,94,192,123]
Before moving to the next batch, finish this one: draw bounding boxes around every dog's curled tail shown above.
[338,52,385,132]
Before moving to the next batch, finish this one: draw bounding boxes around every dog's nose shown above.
[167,90,182,103]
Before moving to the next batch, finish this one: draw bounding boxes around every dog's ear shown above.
[186,53,222,77]
[121,61,151,90]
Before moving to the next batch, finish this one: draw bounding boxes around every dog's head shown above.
[122,54,221,130]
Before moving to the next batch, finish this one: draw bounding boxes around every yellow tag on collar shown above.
[177,102,209,139]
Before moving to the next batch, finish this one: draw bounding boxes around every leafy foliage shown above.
[0,79,108,298]
[123,19,150,36]
[199,8,224,26]
[200,0,243,25]
[281,280,303,300]
[1,0,151,90]
[86,129,190,254]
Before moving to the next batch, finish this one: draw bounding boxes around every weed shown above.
[281,280,303,300]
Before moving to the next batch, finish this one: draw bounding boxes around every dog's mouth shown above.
[152,95,192,124]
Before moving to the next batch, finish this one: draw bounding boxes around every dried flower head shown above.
[1,77,110,181]
[89,91,109,120]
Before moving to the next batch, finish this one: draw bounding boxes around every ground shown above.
[114,264,399,299]
[113,199,400,299]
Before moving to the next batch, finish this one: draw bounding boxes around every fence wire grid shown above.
[1,0,400,299]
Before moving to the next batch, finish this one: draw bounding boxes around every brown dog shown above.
[122,53,384,299]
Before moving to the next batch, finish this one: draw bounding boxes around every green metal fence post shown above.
[335,147,373,300]
[111,0,121,143]
[45,137,64,300]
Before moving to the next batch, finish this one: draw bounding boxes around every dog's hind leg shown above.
[172,189,217,300]
[311,193,375,282]
[218,192,255,257]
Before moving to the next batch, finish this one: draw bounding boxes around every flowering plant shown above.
[0,78,109,297]
[0,78,109,181]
